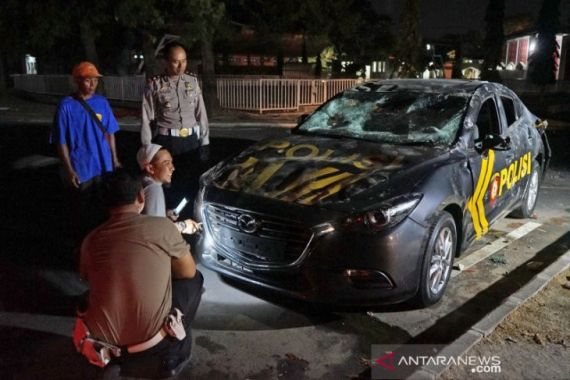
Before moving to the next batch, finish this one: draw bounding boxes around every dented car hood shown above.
[206,134,449,211]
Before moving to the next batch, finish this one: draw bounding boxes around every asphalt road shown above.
[0,124,569,379]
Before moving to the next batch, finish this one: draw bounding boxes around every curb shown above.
[409,249,570,379]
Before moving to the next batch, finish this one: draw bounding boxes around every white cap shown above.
[136,143,162,170]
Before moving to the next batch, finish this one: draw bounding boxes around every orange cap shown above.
[72,61,102,78]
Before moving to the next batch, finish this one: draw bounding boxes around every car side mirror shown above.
[534,119,548,130]
[297,113,309,125]
[476,134,511,151]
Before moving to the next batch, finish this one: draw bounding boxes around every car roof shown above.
[354,79,486,94]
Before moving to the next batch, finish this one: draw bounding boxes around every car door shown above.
[465,93,512,241]
[495,94,534,207]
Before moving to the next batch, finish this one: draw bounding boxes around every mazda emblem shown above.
[237,214,259,233]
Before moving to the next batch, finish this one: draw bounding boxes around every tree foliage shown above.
[396,0,422,78]
[481,0,505,82]
[527,0,561,86]
[325,0,393,69]
[113,0,224,78]
[235,0,393,76]
[1,0,394,96]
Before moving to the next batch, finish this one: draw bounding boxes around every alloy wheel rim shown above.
[429,226,453,295]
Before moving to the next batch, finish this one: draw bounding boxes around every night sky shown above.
[371,0,544,38]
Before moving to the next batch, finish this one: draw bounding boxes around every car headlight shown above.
[344,194,422,230]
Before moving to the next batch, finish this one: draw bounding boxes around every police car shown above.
[195,79,551,306]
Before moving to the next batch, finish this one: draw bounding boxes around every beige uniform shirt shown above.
[141,73,209,146]
[80,212,190,346]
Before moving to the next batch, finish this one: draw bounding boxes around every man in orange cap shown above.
[50,61,122,244]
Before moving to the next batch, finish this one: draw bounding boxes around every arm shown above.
[141,183,167,217]
[102,98,122,168]
[57,144,80,188]
[171,252,196,279]
[165,220,196,278]
[107,134,122,169]
[52,100,79,187]
[195,81,210,146]
[175,219,202,234]
[141,84,156,145]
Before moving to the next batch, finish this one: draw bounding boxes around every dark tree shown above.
[481,0,505,82]
[396,0,422,78]
[452,43,463,79]
[314,54,322,78]
[237,0,393,78]
[238,0,326,68]
[277,51,284,76]
[333,0,393,69]
[113,0,164,76]
[527,0,561,86]
[117,0,225,111]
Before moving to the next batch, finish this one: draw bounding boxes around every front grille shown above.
[205,203,311,266]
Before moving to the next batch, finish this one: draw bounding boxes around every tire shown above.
[511,160,541,219]
[416,211,457,307]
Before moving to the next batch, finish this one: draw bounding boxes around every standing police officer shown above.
[141,42,210,213]
[141,41,209,160]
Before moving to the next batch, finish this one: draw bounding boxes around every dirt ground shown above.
[487,269,570,348]
[442,268,570,379]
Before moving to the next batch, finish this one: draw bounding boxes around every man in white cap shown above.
[136,143,201,234]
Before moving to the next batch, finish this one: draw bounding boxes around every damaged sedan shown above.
[195,79,551,306]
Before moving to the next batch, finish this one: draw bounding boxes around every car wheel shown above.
[416,211,456,307]
[511,160,541,219]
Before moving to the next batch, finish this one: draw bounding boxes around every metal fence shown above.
[216,78,357,112]
[12,75,73,96]
[102,76,147,102]
[12,74,357,112]
[11,74,146,102]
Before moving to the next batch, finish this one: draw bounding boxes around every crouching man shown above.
[74,170,203,378]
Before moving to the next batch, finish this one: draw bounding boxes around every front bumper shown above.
[196,195,430,306]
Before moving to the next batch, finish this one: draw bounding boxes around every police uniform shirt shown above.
[141,73,209,146]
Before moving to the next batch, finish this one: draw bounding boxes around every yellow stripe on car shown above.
[467,149,495,239]
[476,149,495,234]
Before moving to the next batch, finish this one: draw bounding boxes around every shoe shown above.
[159,354,192,378]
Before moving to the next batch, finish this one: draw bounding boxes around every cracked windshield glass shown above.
[299,87,470,146]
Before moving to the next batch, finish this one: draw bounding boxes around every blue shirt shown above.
[51,94,120,183]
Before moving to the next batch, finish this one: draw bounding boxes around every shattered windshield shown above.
[298,89,470,145]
